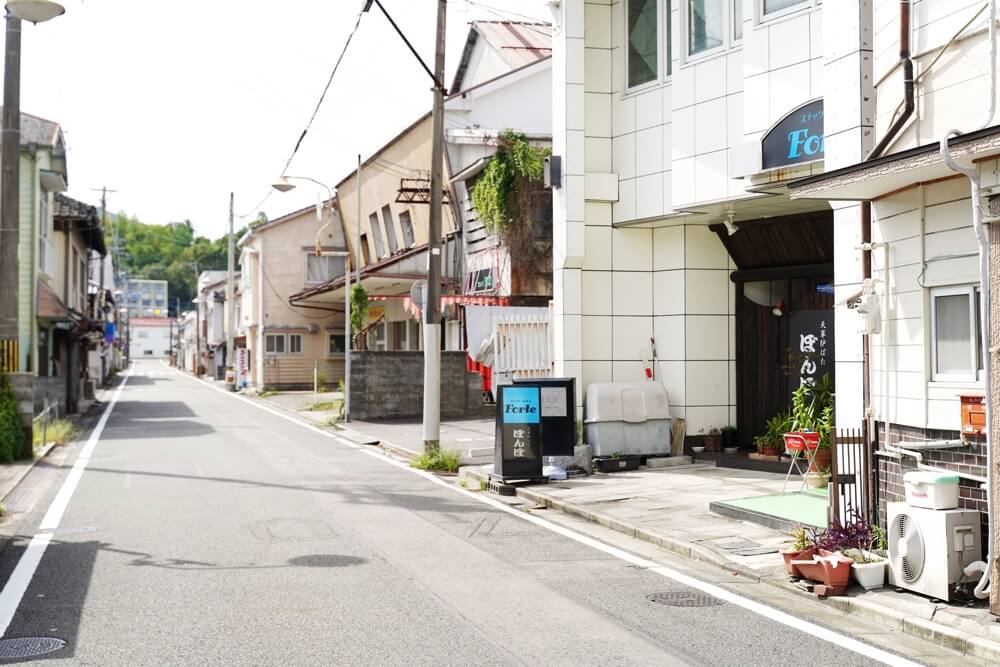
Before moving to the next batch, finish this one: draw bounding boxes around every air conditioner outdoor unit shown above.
[887,502,982,601]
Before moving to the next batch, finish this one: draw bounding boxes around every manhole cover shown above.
[646,591,725,607]
[0,637,66,659]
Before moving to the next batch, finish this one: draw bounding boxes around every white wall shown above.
[131,325,171,359]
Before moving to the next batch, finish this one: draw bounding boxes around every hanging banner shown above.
[788,309,835,395]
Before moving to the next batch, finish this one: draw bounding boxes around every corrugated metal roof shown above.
[473,20,551,69]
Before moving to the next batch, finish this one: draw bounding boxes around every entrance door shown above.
[735,276,834,448]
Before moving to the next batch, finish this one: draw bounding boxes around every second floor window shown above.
[931,285,983,382]
[399,210,415,248]
[382,205,399,254]
[628,0,658,88]
[369,212,386,258]
[305,254,345,284]
[689,0,724,55]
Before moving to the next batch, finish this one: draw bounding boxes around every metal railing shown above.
[830,428,873,525]
[32,399,59,449]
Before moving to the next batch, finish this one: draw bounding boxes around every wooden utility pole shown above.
[0,14,22,365]
[422,0,447,454]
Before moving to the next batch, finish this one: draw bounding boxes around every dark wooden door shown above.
[735,276,834,448]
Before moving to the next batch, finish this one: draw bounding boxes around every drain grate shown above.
[646,591,726,608]
[0,637,66,659]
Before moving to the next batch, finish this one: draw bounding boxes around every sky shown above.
[9,0,550,239]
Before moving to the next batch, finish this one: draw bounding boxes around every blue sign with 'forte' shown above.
[502,387,540,424]
[762,99,824,170]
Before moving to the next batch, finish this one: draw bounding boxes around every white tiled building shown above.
[551,0,1000,458]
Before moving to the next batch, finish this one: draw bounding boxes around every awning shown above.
[788,125,1000,201]
[36,280,72,322]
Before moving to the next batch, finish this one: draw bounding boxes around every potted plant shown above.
[790,549,854,589]
[721,426,739,452]
[780,527,815,578]
[849,522,888,590]
[786,375,834,471]
[805,466,830,489]
[755,435,780,458]
[703,427,722,452]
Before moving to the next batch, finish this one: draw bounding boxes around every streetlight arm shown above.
[278,175,336,255]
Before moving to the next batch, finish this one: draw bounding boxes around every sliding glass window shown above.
[689,0,724,56]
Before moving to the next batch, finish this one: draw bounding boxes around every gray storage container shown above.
[584,382,672,457]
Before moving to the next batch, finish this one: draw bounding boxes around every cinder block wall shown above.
[349,351,491,421]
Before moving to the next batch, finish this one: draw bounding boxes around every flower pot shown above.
[791,549,853,588]
[761,447,779,457]
[721,430,738,450]
[593,455,641,473]
[810,447,832,473]
[704,434,722,452]
[723,447,739,454]
[804,472,829,489]
[691,446,705,453]
[780,547,815,577]
[851,559,887,590]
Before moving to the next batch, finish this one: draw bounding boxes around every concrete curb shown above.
[514,484,1000,663]
[0,442,56,507]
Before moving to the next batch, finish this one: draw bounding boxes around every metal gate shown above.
[493,312,551,385]
[829,428,872,525]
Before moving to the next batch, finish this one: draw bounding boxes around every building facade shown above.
[125,279,168,319]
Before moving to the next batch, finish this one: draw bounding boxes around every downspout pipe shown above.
[870,0,915,161]
[876,442,986,484]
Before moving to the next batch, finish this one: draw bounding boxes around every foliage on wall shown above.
[350,283,369,350]
[470,131,553,290]
[0,372,26,462]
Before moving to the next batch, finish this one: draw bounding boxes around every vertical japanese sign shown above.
[788,310,835,395]
[235,348,250,389]
[494,385,543,479]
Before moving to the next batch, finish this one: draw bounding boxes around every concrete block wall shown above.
[348,352,491,421]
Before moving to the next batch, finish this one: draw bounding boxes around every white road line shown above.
[187,368,923,667]
[0,366,131,637]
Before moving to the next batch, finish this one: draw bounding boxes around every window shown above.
[931,286,983,381]
[688,0,724,55]
[265,334,285,354]
[399,210,415,248]
[306,254,346,284]
[391,321,408,350]
[359,233,372,266]
[763,0,806,16]
[288,334,303,354]
[328,334,346,354]
[733,0,743,40]
[369,212,386,258]
[381,205,399,254]
[627,0,658,88]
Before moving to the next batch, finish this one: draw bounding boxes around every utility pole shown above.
[423,0,447,453]
[226,192,235,385]
[345,155,361,421]
[0,13,22,368]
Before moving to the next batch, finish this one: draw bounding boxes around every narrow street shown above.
[0,361,945,665]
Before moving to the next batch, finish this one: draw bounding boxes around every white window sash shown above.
[930,284,980,383]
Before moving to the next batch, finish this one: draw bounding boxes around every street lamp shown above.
[0,0,63,371]
[271,175,352,421]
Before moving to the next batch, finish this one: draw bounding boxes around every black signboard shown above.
[514,377,576,457]
[788,309,835,397]
[494,385,543,479]
[762,99,824,170]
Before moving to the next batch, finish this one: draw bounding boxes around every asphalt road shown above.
[0,361,941,665]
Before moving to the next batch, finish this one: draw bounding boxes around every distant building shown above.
[125,279,168,319]
[129,318,172,359]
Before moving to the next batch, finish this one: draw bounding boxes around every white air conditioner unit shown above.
[887,502,982,601]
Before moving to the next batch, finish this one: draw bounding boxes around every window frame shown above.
[328,333,346,355]
[684,0,743,63]
[264,333,287,355]
[758,0,811,24]
[368,212,386,259]
[625,0,664,93]
[304,252,346,285]
[398,210,416,248]
[929,285,983,383]
[381,205,399,254]
[288,334,303,355]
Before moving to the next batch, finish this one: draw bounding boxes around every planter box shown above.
[851,560,887,590]
[593,456,641,473]
[791,549,853,589]
[781,547,816,577]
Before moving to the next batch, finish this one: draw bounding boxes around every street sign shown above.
[494,384,542,479]
[514,377,576,457]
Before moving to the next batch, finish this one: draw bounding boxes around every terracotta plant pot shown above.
[762,447,780,457]
[810,447,832,473]
[781,546,816,577]
[791,549,854,588]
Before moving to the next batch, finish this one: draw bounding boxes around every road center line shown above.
[186,368,922,667]
[0,365,131,637]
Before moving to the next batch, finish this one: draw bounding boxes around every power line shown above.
[235,190,273,220]
[280,7,366,176]
[462,0,551,28]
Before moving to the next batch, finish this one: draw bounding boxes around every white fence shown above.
[493,311,551,386]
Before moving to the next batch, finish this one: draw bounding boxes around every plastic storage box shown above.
[584,382,671,457]
[903,471,960,510]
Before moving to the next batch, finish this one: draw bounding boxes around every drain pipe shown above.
[938,0,996,593]
[876,444,986,484]
[870,0,915,160]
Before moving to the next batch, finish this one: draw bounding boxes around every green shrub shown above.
[316,370,328,392]
[33,419,77,446]
[411,448,463,473]
[0,373,24,463]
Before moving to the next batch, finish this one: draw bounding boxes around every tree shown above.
[0,372,25,462]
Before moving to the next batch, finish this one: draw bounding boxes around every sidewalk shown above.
[459,462,1000,664]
